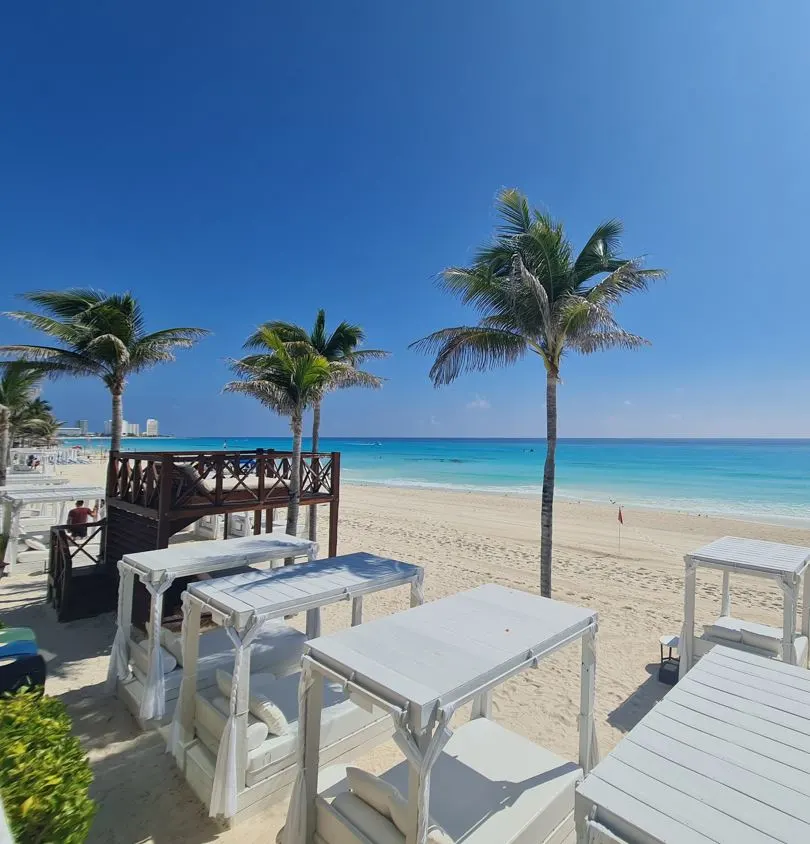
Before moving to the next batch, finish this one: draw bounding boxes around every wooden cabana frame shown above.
[106,448,341,558]
[680,536,810,678]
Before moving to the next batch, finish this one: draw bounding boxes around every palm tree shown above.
[0,290,210,451]
[224,328,331,548]
[245,310,388,540]
[0,363,52,484]
[412,189,664,596]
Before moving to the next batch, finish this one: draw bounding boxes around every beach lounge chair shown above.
[282,584,598,844]
[170,553,425,825]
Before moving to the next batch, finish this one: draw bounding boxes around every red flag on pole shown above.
[618,506,624,525]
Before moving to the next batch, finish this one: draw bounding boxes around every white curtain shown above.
[392,705,456,844]
[282,661,315,844]
[411,572,425,607]
[209,613,268,819]
[679,563,696,681]
[307,543,318,561]
[105,561,131,692]
[166,594,192,754]
[138,572,175,721]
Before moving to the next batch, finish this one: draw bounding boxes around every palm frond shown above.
[568,329,650,354]
[244,322,308,350]
[18,289,107,318]
[495,188,532,238]
[410,325,528,386]
[0,344,104,376]
[582,262,666,303]
[572,220,624,279]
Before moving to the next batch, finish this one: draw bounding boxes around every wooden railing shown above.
[106,449,340,516]
[47,520,107,617]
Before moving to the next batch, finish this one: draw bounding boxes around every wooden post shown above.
[214,452,224,508]
[265,507,274,533]
[175,596,202,758]
[351,595,363,626]
[306,608,321,639]
[782,576,797,665]
[802,569,810,648]
[234,637,252,793]
[301,665,324,843]
[406,728,431,844]
[680,560,697,680]
[579,627,597,774]
[328,451,340,558]
[254,448,265,535]
[156,455,174,549]
[720,571,731,617]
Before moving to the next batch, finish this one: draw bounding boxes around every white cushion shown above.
[330,792,403,844]
[795,636,808,667]
[703,616,743,643]
[130,642,177,677]
[216,669,288,735]
[24,537,48,551]
[741,629,782,655]
[208,696,269,751]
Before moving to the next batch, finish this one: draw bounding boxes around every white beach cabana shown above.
[1,485,105,573]
[284,583,598,844]
[576,645,810,843]
[680,536,810,679]
[172,552,425,824]
[107,532,319,725]
[0,476,68,491]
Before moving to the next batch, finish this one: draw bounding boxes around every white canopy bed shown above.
[170,552,425,825]
[107,532,318,726]
[1,485,105,572]
[680,536,810,679]
[283,583,599,844]
[576,645,810,843]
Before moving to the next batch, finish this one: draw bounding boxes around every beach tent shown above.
[680,536,810,678]
[283,583,598,844]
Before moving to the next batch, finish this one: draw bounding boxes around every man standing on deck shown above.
[66,500,97,538]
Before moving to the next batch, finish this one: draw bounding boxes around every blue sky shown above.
[1,2,809,438]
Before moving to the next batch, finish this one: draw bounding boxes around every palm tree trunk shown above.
[540,369,558,597]
[285,409,303,563]
[110,387,124,452]
[0,405,8,486]
[308,400,321,543]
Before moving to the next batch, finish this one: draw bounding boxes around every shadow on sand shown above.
[607,662,671,733]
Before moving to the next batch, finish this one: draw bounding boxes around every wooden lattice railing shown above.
[47,520,107,616]
[106,449,339,516]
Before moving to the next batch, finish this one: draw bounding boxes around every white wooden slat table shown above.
[576,646,810,843]
[681,536,810,673]
[1,484,106,572]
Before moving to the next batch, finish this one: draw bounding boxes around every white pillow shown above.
[24,537,48,551]
[703,616,743,643]
[209,696,269,751]
[130,643,177,677]
[741,629,782,655]
[215,669,288,735]
[331,792,404,844]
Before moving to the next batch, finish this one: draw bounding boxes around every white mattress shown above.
[195,672,384,784]
[323,718,581,844]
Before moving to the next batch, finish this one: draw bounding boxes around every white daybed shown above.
[1,485,105,573]
[680,536,810,679]
[283,583,599,844]
[576,645,810,843]
[172,552,425,824]
[107,532,318,726]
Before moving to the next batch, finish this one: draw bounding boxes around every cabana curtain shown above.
[282,660,315,844]
[167,594,193,754]
[209,612,268,818]
[105,560,131,691]
[138,571,174,721]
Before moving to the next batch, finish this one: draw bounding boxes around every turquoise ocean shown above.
[63,437,810,526]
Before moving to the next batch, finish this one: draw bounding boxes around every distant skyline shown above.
[3,3,810,438]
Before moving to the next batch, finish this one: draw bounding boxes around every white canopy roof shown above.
[686,536,810,579]
[121,532,317,583]
[186,551,422,629]
[578,646,810,843]
[306,583,597,731]
[0,485,105,505]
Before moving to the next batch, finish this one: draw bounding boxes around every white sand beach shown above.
[6,461,810,843]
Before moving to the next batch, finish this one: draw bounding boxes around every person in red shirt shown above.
[67,500,97,538]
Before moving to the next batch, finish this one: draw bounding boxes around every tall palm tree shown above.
[0,290,210,451]
[0,363,53,484]
[245,310,388,540]
[224,328,331,547]
[412,189,664,596]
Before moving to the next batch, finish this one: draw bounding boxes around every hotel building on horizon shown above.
[145,418,159,436]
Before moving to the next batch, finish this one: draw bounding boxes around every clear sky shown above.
[1,2,809,439]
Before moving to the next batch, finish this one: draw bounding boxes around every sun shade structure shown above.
[576,645,810,843]
[171,552,424,824]
[107,532,318,725]
[284,583,598,844]
[1,485,105,573]
[680,536,810,679]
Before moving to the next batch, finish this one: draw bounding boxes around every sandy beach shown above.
[6,461,810,843]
